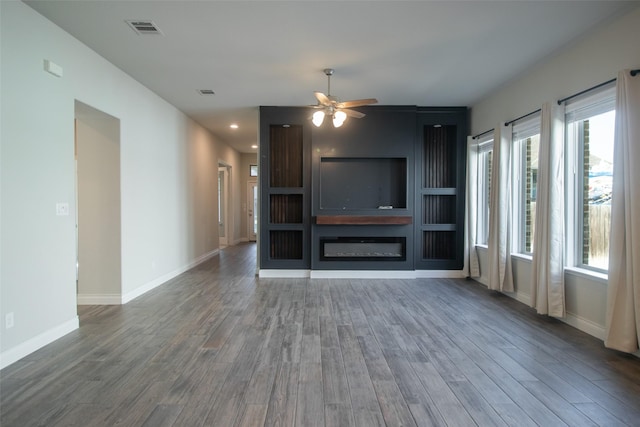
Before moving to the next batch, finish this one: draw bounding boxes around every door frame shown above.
[218,162,231,247]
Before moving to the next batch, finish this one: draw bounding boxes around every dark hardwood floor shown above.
[2,242,640,426]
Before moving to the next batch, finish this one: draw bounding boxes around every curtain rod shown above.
[504,108,541,127]
[557,78,616,105]
[472,128,494,140]
[557,69,640,105]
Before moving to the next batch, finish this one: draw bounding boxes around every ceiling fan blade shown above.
[314,91,332,106]
[341,108,366,119]
[336,98,378,108]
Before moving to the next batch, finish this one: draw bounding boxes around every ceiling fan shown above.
[310,68,378,128]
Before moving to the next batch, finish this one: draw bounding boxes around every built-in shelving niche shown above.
[415,108,467,269]
[269,230,303,260]
[319,157,407,210]
[270,194,303,223]
[269,125,303,188]
[423,194,456,224]
[259,111,311,269]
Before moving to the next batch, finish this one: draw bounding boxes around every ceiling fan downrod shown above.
[324,68,334,96]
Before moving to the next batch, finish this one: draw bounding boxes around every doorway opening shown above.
[75,101,122,305]
[248,181,258,242]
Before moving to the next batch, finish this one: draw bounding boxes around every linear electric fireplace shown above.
[320,237,406,261]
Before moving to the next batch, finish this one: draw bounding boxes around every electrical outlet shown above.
[5,312,14,329]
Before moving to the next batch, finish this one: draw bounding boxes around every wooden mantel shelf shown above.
[316,215,413,225]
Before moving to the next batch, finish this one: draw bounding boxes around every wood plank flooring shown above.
[2,242,640,426]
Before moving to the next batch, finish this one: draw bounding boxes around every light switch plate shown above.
[56,202,69,216]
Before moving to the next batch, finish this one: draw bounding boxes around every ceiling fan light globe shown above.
[333,110,347,127]
[312,110,325,127]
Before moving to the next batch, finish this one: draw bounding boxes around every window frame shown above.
[475,134,493,246]
[511,116,541,256]
[564,84,616,273]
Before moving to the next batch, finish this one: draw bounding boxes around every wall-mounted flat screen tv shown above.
[319,157,407,210]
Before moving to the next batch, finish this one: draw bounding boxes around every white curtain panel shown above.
[605,69,640,353]
[487,125,514,292]
[463,136,481,278]
[530,102,565,317]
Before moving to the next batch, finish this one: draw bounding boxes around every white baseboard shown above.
[509,290,532,306]
[0,317,79,370]
[564,312,606,340]
[483,283,612,346]
[77,294,122,305]
[310,270,416,279]
[415,270,466,279]
[257,269,465,279]
[122,249,219,304]
[259,269,310,278]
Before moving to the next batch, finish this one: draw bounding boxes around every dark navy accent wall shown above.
[259,105,467,271]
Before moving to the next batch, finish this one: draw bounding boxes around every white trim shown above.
[0,317,79,370]
[311,270,416,279]
[511,253,533,262]
[564,266,608,285]
[259,269,310,278]
[470,277,640,358]
[257,269,467,279]
[563,311,606,340]
[122,249,219,303]
[414,270,466,279]
[77,294,122,305]
[508,290,532,306]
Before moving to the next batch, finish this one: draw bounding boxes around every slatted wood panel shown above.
[2,242,640,426]
[423,195,456,224]
[270,230,303,259]
[269,125,303,188]
[423,125,456,188]
[422,231,456,259]
[270,194,303,224]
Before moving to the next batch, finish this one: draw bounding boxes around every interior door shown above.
[248,181,258,241]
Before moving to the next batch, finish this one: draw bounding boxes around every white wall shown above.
[0,1,242,368]
[470,6,640,340]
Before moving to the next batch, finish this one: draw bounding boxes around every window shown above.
[565,85,615,271]
[476,135,493,245]
[512,116,541,254]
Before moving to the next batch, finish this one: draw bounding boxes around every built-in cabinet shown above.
[259,108,311,268]
[259,105,467,271]
[415,108,467,270]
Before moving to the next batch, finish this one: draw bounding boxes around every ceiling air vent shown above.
[126,20,163,35]
[198,89,215,96]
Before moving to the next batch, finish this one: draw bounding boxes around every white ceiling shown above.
[25,0,637,153]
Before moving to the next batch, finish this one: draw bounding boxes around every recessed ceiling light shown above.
[251,145,258,149]
[198,89,215,95]
[230,124,239,129]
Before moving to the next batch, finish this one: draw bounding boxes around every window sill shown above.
[511,253,532,262]
[564,266,608,284]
